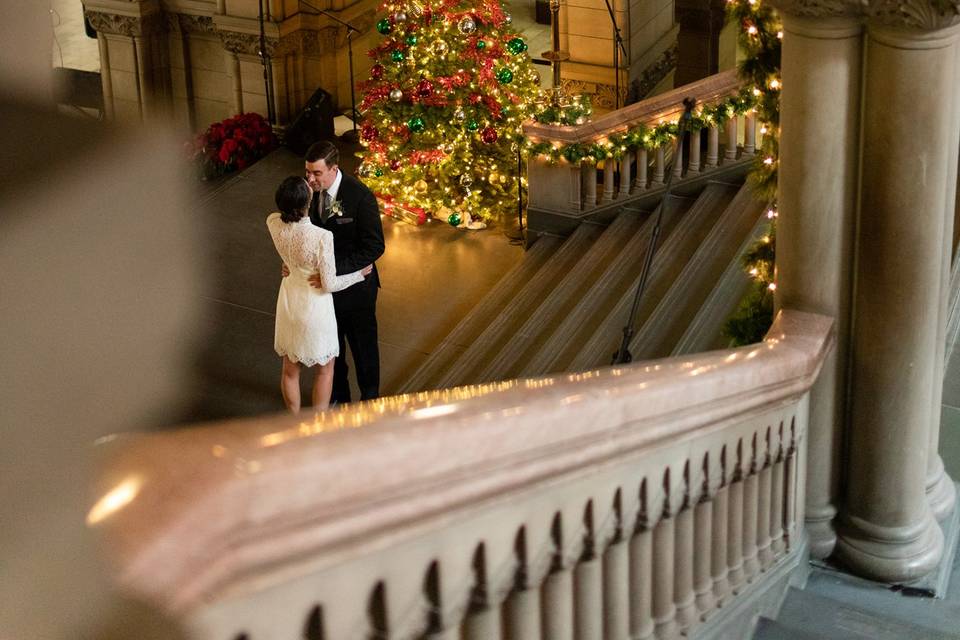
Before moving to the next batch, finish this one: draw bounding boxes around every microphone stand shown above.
[299,0,360,141]
[601,0,628,109]
[258,0,276,124]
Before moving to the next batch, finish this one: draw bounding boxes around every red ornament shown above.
[481,126,498,144]
[468,93,483,105]
[371,64,385,79]
[361,124,379,141]
[390,159,401,171]
[417,79,434,97]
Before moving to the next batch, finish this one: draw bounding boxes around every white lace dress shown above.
[266,212,365,366]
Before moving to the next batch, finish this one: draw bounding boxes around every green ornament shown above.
[406,34,418,45]
[447,212,462,227]
[376,19,392,35]
[495,67,514,84]
[391,49,405,62]
[466,119,480,132]
[374,168,384,177]
[506,37,527,54]
[408,116,425,133]
[476,39,486,50]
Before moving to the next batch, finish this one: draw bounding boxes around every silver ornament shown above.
[389,88,403,102]
[454,107,466,120]
[393,11,407,22]
[458,16,477,34]
[460,174,474,187]
[503,12,512,24]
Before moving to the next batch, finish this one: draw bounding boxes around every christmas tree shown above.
[357,0,542,225]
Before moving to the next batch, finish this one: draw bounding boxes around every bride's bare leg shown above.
[312,358,335,410]
[281,356,301,413]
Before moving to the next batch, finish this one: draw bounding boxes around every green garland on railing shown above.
[722,0,783,346]
[524,88,758,164]
[533,93,593,126]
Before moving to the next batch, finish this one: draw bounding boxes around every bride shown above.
[267,176,372,412]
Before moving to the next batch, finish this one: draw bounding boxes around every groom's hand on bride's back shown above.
[307,264,374,289]
[280,263,289,277]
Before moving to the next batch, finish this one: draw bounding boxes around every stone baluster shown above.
[770,424,786,557]
[543,515,574,640]
[783,427,798,552]
[652,515,678,639]
[504,528,545,640]
[583,161,598,209]
[710,448,731,605]
[723,117,738,163]
[757,430,774,570]
[693,456,715,615]
[705,126,719,169]
[543,567,574,640]
[743,112,757,155]
[574,504,603,640]
[651,146,666,187]
[629,481,654,640]
[672,141,684,180]
[673,506,697,631]
[688,129,701,174]
[603,161,616,203]
[776,10,863,561]
[634,148,649,191]
[619,153,632,198]
[604,536,630,640]
[463,606,500,640]
[742,436,761,581]
[726,444,745,592]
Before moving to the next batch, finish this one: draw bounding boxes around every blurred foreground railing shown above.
[90,310,833,640]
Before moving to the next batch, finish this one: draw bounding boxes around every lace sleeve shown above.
[315,230,365,293]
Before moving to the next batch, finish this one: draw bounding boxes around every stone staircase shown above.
[400,176,769,394]
[751,560,960,640]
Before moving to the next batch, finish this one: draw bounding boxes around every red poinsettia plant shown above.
[187,112,277,178]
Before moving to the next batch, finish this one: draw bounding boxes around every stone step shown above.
[630,182,767,360]
[672,214,771,356]
[797,565,960,638]
[432,222,605,390]
[398,234,561,393]
[752,617,822,640]
[474,210,647,384]
[772,586,958,640]
[517,193,694,378]
[567,181,740,373]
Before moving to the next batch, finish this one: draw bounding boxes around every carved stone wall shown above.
[83,0,378,130]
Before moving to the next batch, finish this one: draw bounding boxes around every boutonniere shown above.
[328,199,344,217]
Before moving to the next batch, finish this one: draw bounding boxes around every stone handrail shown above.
[90,309,833,639]
[525,69,756,220]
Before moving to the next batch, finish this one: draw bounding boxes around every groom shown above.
[304,140,385,402]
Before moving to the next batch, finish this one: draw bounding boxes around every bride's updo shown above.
[275,176,312,223]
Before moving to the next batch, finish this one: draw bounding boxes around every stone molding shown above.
[772,0,960,30]
[217,29,277,56]
[166,13,215,35]
[85,9,163,37]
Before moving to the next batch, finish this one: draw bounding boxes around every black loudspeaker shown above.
[284,87,336,155]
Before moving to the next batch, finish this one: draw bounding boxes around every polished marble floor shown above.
[166,148,524,424]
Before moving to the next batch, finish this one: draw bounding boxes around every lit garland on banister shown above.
[724,0,782,344]
[524,88,758,164]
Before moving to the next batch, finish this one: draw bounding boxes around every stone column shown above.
[96,34,114,120]
[773,9,863,559]
[836,12,960,582]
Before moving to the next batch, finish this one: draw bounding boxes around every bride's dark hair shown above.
[275,176,312,223]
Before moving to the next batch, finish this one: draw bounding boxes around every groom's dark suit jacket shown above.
[309,172,385,310]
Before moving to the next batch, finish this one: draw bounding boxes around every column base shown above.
[805,505,837,560]
[926,457,956,522]
[834,511,944,583]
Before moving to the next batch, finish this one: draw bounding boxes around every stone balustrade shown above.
[89,310,833,639]
[524,69,755,222]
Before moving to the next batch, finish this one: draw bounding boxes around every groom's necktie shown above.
[320,189,331,222]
